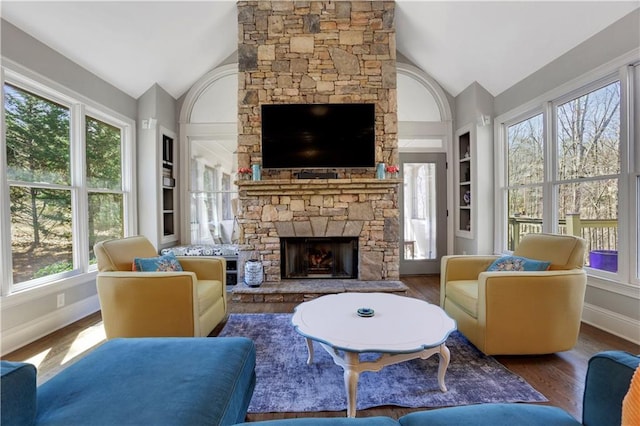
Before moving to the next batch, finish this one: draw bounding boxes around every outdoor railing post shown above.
[566,213,582,237]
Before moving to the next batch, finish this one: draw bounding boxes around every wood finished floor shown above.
[3,275,639,422]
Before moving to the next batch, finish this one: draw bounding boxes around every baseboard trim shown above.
[1,295,100,356]
[582,302,640,345]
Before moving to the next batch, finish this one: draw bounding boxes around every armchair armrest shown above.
[441,255,500,280]
[96,271,200,338]
[476,269,587,354]
[440,255,499,306]
[177,256,226,282]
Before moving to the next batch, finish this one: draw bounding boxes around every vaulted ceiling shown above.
[2,1,638,99]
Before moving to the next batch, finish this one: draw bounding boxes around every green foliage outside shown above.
[34,260,74,278]
[4,83,124,284]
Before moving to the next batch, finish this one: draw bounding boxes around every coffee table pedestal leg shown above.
[304,338,314,365]
[438,344,451,392]
[305,341,452,418]
[343,352,360,418]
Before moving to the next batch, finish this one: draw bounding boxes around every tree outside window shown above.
[503,81,621,272]
[556,81,620,272]
[4,83,126,286]
[5,84,73,284]
[506,113,544,250]
[86,116,124,263]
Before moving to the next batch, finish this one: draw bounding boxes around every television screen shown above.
[261,103,375,169]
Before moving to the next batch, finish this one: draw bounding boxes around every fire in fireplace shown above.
[280,237,358,279]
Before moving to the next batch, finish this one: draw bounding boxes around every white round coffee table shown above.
[291,292,457,417]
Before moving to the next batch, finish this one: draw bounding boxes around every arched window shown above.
[180,65,239,245]
[396,63,452,152]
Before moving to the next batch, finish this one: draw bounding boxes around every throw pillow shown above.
[133,252,183,272]
[486,255,551,272]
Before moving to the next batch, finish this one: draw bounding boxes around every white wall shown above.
[1,20,137,118]
[454,82,494,256]
[494,9,640,116]
[137,84,179,250]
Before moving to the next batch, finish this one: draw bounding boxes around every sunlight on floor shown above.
[61,322,106,365]
[24,348,52,369]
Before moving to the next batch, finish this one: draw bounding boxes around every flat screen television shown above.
[261,103,375,169]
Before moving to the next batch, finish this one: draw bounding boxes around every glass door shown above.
[399,152,447,275]
[188,138,238,245]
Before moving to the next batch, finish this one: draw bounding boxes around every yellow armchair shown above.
[440,233,587,355]
[94,236,227,339]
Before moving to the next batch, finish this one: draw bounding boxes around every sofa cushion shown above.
[445,280,478,318]
[161,244,239,256]
[236,417,400,425]
[1,361,37,426]
[398,404,580,426]
[36,337,256,426]
[486,256,550,272]
[133,252,183,272]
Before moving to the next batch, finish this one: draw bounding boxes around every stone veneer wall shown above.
[236,1,399,283]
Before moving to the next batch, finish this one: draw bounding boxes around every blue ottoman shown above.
[2,337,256,426]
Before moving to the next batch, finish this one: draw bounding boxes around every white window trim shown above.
[494,51,639,296]
[1,60,136,296]
[497,108,545,251]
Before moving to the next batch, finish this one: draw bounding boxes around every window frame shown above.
[502,110,546,250]
[495,62,638,294]
[551,76,626,281]
[1,63,136,296]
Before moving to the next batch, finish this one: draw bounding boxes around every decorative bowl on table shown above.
[357,307,375,317]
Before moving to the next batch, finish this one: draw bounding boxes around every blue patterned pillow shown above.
[133,252,183,272]
[486,255,551,272]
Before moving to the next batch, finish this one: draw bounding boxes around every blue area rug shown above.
[219,313,547,413]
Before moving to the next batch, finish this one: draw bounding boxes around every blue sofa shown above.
[1,337,256,426]
[238,351,639,426]
[3,345,636,426]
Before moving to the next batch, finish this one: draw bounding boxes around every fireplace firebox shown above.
[281,237,358,279]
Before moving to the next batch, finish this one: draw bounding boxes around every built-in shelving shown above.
[161,134,177,242]
[456,129,472,237]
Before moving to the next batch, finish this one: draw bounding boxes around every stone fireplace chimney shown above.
[236,1,399,283]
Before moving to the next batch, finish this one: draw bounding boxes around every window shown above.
[506,113,544,250]
[499,72,631,282]
[5,84,73,285]
[86,116,125,263]
[2,73,133,293]
[556,81,620,272]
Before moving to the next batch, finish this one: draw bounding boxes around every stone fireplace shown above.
[236,1,398,284]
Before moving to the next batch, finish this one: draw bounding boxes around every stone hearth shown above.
[230,279,408,303]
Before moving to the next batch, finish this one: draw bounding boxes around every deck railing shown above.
[508,214,618,269]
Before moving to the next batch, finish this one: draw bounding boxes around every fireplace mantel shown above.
[237,178,401,197]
